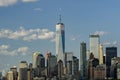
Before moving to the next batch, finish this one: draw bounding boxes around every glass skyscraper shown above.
[80,42,87,79]
[56,20,65,62]
[89,35,100,59]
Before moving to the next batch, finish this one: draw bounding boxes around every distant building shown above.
[110,57,120,79]
[106,47,117,78]
[56,16,65,63]
[87,53,99,80]
[103,54,106,64]
[47,54,57,77]
[89,35,100,59]
[10,66,17,80]
[94,65,106,80]
[80,42,87,79]
[117,63,120,79]
[67,61,72,75]
[33,51,45,77]
[7,71,14,80]
[99,44,103,64]
[64,52,73,67]
[58,60,64,80]
[18,61,28,80]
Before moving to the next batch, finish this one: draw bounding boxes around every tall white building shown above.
[56,16,65,62]
[99,44,103,64]
[89,35,100,59]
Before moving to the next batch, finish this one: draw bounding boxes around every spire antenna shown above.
[59,15,61,23]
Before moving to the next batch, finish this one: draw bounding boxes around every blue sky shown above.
[0,0,120,71]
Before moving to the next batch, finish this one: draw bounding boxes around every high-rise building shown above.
[7,71,14,80]
[33,51,42,68]
[80,42,87,79]
[18,61,28,80]
[94,65,106,80]
[32,51,45,77]
[58,60,64,80]
[10,66,17,80]
[106,47,117,78]
[89,35,100,59]
[99,44,103,64]
[47,53,57,77]
[117,63,120,79]
[56,15,65,63]
[106,47,117,66]
[64,52,73,67]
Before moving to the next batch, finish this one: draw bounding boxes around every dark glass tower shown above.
[106,47,117,78]
[80,42,87,79]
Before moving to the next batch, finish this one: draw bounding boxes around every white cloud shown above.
[0,27,55,42]
[103,41,118,46]
[0,0,39,7]
[103,42,111,46]
[0,0,17,6]
[22,0,38,2]
[70,35,80,41]
[34,8,43,11]
[94,31,108,36]
[0,44,29,56]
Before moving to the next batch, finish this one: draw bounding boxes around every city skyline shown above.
[0,0,120,71]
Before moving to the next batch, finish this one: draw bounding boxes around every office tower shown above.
[58,60,64,80]
[99,44,103,64]
[106,47,117,78]
[33,51,42,68]
[7,71,13,80]
[110,57,120,79]
[73,56,79,77]
[80,42,87,79]
[67,61,72,75]
[56,15,65,62]
[33,51,45,77]
[18,61,28,80]
[10,66,17,80]
[64,52,73,67]
[106,47,117,66]
[47,54,57,77]
[87,53,99,80]
[89,35,100,59]
[27,63,33,80]
[117,63,120,79]
[94,65,106,80]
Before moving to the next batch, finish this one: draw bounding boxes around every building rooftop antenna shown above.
[59,15,61,23]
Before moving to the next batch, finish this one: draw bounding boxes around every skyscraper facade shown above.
[106,47,117,78]
[80,42,87,79]
[18,61,28,80]
[56,17,65,62]
[99,44,103,64]
[32,51,45,77]
[89,35,100,59]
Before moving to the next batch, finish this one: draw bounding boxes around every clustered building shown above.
[0,17,120,80]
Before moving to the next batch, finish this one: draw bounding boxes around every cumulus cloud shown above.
[70,35,80,41]
[0,44,29,56]
[22,0,38,2]
[94,31,108,36]
[103,41,118,46]
[0,0,39,7]
[0,0,17,6]
[0,27,55,42]
[34,8,43,11]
